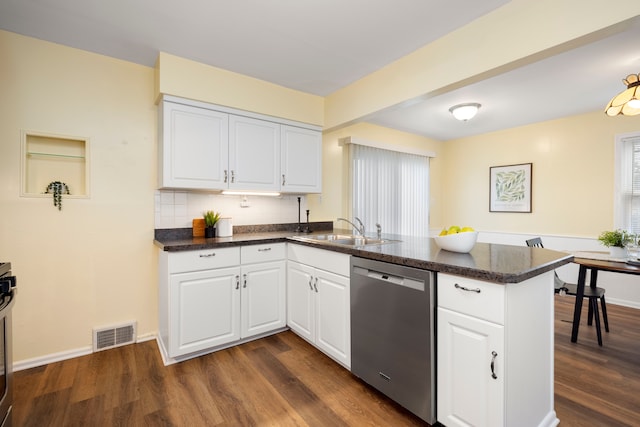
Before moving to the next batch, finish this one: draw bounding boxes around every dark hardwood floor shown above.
[13,297,640,426]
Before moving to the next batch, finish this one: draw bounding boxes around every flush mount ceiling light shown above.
[605,73,640,116]
[449,103,481,121]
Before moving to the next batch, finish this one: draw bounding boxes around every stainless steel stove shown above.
[0,263,16,427]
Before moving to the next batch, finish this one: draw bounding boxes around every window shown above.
[615,131,640,233]
[349,143,430,237]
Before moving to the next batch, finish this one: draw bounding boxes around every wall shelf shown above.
[27,151,86,160]
[21,131,90,198]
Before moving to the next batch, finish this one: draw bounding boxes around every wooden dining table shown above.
[571,252,640,343]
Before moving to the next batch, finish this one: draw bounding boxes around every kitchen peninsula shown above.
[155,226,572,427]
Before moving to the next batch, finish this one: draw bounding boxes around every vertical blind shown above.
[350,143,430,237]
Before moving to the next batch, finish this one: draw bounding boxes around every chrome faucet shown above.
[376,223,382,239]
[337,217,365,236]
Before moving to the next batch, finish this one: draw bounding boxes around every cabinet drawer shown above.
[241,243,285,264]
[287,244,350,277]
[437,273,504,324]
[168,247,240,273]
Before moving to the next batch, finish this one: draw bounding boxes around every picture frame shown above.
[489,163,532,212]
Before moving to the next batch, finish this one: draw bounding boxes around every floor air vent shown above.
[93,321,137,352]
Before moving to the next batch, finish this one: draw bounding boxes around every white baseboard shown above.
[13,333,158,372]
[14,346,93,372]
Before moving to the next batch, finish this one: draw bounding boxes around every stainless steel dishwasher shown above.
[350,257,434,424]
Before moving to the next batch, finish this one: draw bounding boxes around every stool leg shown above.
[591,298,602,346]
[587,297,594,326]
[600,295,609,333]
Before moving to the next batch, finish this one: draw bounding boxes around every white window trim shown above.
[614,130,640,230]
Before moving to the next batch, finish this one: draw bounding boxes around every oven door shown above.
[0,289,15,427]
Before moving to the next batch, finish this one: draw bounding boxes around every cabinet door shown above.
[280,125,322,193]
[240,261,286,338]
[315,269,350,368]
[229,115,280,190]
[169,267,240,357]
[286,261,315,342]
[437,307,504,427]
[160,101,229,190]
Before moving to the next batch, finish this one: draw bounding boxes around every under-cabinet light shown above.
[221,190,281,197]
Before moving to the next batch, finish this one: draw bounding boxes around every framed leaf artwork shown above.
[489,163,532,212]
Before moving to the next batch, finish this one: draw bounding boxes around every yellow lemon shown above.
[447,225,461,234]
[461,226,475,232]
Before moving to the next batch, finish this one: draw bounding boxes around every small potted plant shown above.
[597,229,631,258]
[44,181,70,211]
[203,210,221,238]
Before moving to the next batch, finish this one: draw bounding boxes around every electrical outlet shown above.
[240,196,250,207]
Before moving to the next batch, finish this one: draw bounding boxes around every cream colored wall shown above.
[308,123,444,227]
[325,1,640,129]
[0,30,158,363]
[155,52,324,126]
[440,112,640,237]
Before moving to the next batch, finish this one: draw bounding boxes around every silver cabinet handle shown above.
[308,276,313,291]
[491,351,498,379]
[313,277,318,293]
[282,174,286,186]
[231,170,235,183]
[235,275,240,290]
[454,283,481,293]
[258,247,272,252]
[224,170,228,183]
[243,273,247,288]
[199,253,216,258]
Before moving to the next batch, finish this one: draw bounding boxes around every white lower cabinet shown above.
[287,245,351,368]
[240,244,287,338]
[158,243,286,362]
[169,265,241,357]
[437,308,504,427]
[437,272,558,427]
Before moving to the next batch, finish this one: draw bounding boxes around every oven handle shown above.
[0,289,16,317]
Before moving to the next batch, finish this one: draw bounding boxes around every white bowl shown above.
[434,231,478,253]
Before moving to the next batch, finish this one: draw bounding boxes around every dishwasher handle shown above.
[353,266,425,291]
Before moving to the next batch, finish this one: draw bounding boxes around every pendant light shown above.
[449,103,481,121]
[605,73,640,116]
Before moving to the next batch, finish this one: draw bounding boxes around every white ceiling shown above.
[1,1,639,141]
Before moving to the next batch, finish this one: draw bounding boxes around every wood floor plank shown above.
[12,297,640,426]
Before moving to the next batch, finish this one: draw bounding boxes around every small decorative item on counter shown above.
[217,217,233,237]
[192,218,205,237]
[44,181,70,211]
[203,210,221,238]
[434,225,478,253]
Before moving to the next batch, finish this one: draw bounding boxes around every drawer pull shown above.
[308,277,313,291]
[490,351,498,379]
[258,248,272,252]
[243,273,247,288]
[235,275,240,290]
[199,253,216,258]
[454,283,481,293]
[282,174,286,186]
[224,170,228,183]
[313,277,318,293]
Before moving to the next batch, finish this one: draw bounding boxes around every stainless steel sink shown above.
[294,234,399,247]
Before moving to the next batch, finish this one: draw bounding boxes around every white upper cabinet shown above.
[229,115,280,190]
[281,125,322,193]
[158,96,321,193]
[159,100,229,190]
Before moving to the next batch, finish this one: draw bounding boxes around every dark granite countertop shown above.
[154,224,573,284]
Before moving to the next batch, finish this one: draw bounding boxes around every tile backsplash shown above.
[155,190,309,229]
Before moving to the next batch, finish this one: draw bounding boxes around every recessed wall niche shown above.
[21,131,90,199]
